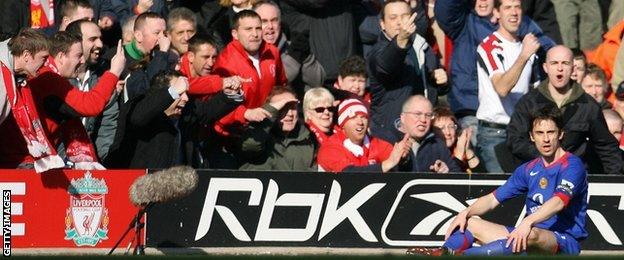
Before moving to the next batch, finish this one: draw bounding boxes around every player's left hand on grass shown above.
[506,221,532,253]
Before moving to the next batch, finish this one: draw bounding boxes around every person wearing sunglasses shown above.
[317,98,412,173]
[303,87,339,145]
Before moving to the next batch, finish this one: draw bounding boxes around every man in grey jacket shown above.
[66,19,119,161]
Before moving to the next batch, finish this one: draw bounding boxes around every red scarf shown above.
[41,57,102,170]
[2,62,64,172]
[306,121,337,145]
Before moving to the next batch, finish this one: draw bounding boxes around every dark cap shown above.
[616,81,624,99]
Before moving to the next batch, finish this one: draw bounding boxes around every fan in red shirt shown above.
[211,10,287,136]
[179,34,247,97]
[317,98,412,173]
[0,30,125,171]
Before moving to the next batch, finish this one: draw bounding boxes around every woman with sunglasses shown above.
[432,106,484,173]
[303,88,339,145]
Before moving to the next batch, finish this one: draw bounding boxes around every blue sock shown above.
[463,239,514,256]
[442,229,474,253]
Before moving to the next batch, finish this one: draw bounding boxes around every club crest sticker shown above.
[64,171,109,246]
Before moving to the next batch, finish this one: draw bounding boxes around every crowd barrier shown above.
[1,169,146,249]
[146,170,624,250]
[2,169,623,252]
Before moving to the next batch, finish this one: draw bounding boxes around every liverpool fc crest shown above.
[64,171,109,246]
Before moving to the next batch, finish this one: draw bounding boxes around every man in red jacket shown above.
[0,30,125,171]
[317,98,411,173]
[212,10,287,136]
[179,34,246,96]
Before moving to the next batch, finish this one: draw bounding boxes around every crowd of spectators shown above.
[0,0,623,174]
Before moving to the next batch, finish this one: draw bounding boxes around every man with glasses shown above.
[378,95,460,173]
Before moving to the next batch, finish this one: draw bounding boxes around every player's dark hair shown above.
[529,105,564,133]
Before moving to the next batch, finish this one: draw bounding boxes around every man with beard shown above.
[0,29,125,171]
[66,19,119,161]
[507,46,623,174]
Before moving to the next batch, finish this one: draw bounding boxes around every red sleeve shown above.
[374,138,394,162]
[36,71,118,117]
[554,192,571,207]
[188,75,223,95]
[317,142,351,173]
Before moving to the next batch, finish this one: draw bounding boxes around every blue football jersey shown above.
[493,152,588,240]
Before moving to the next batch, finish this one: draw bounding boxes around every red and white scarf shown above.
[1,58,102,172]
[41,58,104,170]
[2,62,65,172]
[306,121,338,145]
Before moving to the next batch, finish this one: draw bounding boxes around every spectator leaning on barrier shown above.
[317,98,411,173]
[303,87,338,146]
[65,19,120,162]
[368,0,448,140]
[377,95,461,173]
[581,64,612,110]
[506,45,624,175]
[432,106,484,173]
[475,0,541,173]
[435,0,555,147]
[253,0,325,99]
[105,70,243,169]
[238,85,317,171]
[0,29,125,171]
[0,29,53,169]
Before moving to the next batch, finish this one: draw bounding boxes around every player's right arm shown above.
[444,193,500,240]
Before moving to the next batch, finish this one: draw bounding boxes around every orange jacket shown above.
[588,20,624,81]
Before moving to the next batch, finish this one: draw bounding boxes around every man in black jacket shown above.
[110,12,176,101]
[105,70,242,169]
[506,45,623,174]
[367,0,447,138]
